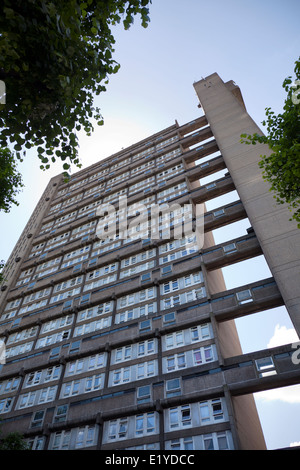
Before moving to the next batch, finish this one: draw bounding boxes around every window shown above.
[163,279,179,294]
[50,346,61,359]
[169,437,194,451]
[0,377,21,395]
[236,289,253,304]
[138,339,155,357]
[65,353,106,377]
[169,405,191,429]
[190,324,211,342]
[0,397,14,414]
[115,346,132,363]
[50,287,81,304]
[36,330,71,349]
[165,378,181,398]
[73,316,111,337]
[54,405,68,423]
[84,374,103,392]
[137,385,151,404]
[161,265,172,275]
[193,346,214,365]
[63,299,73,311]
[80,293,91,304]
[112,367,130,385]
[88,353,106,370]
[165,331,184,349]
[203,431,230,450]
[76,426,97,449]
[161,286,206,310]
[24,367,61,387]
[213,208,225,218]
[41,315,74,334]
[115,302,156,324]
[62,380,80,397]
[166,353,186,372]
[50,426,97,450]
[53,275,83,293]
[139,319,151,332]
[45,366,61,382]
[135,412,156,436]
[5,341,34,359]
[163,312,176,325]
[223,243,237,254]
[27,436,45,450]
[38,386,57,404]
[108,419,128,441]
[199,398,224,424]
[137,361,155,379]
[17,386,57,409]
[141,272,151,283]
[77,301,113,322]
[255,356,277,378]
[23,287,51,305]
[7,326,39,346]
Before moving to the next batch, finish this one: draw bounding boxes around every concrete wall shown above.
[194,73,300,338]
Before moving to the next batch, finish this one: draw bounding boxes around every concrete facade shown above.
[0,75,299,450]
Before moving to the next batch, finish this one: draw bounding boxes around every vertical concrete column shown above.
[194,73,300,337]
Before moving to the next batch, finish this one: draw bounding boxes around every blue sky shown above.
[0,0,300,449]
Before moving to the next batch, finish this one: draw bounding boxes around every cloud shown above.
[255,385,300,404]
[254,324,300,404]
[290,441,300,447]
[267,324,299,348]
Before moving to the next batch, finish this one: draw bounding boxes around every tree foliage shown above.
[0,147,24,212]
[0,431,29,450]
[0,0,151,174]
[241,57,300,227]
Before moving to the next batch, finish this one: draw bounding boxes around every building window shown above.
[223,243,237,254]
[166,353,186,372]
[69,340,81,354]
[135,412,156,436]
[169,405,191,429]
[0,397,14,414]
[255,356,277,378]
[165,331,184,349]
[137,361,155,379]
[199,398,224,424]
[137,385,151,404]
[163,311,176,325]
[139,319,151,332]
[203,431,230,450]
[0,377,21,394]
[112,367,130,385]
[193,345,214,365]
[27,436,45,450]
[169,437,194,451]
[236,289,253,304]
[190,323,211,342]
[50,425,97,450]
[53,405,68,423]
[108,418,128,441]
[138,339,155,357]
[114,346,132,363]
[165,378,181,398]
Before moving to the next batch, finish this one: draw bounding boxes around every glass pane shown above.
[204,436,214,450]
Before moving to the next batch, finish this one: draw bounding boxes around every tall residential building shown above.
[0,73,299,451]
